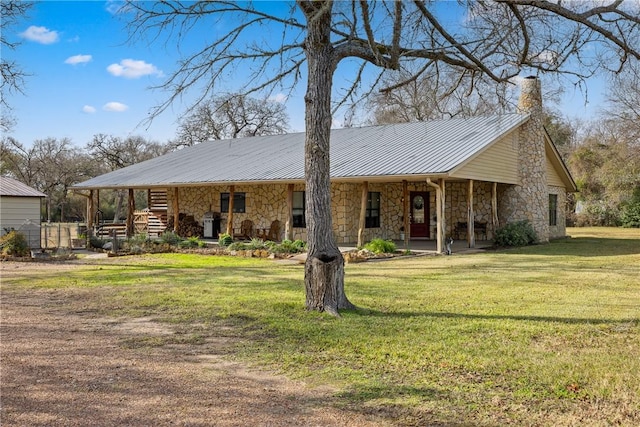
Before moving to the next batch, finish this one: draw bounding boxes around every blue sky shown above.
[5,0,606,148]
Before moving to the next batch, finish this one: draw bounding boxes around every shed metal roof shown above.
[0,176,47,197]
[73,114,529,190]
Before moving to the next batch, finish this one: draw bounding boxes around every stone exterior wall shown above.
[549,186,567,239]
[501,76,551,242]
[446,181,495,239]
[168,184,305,241]
[167,179,504,243]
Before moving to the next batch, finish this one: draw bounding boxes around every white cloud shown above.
[20,25,59,44]
[82,105,97,114]
[269,93,288,103]
[105,0,129,15]
[107,59,163,79]
[65,54,92,65]
[103,102,129,112]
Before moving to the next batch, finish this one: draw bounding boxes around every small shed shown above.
[0,176,46,249]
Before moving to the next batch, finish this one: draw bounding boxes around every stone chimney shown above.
[500,76,550,242]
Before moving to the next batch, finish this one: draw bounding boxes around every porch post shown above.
[285,183,294,241]
[467,180,475,248]
[87,190,94,230]
[126,188,135,237]
[357,181,369,248]
[173,187,180,233]
[426,178,442,253]
[439,178,446,242]
[402,180,409,248]
[226,185,235,235]
[491,182,499,237]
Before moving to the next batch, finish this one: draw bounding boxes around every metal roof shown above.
[0,176,47,197]
[73,114,529,189]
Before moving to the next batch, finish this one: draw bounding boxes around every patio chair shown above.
[233,219,255,240]
[263,219,281,241]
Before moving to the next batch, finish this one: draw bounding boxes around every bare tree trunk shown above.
[302,1,355,316]
[113,190,124,223]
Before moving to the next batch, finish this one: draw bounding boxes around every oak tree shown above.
[172,93,290,149]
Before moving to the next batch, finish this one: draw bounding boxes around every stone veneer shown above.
[500,76,550,242]
[168,180,502,244]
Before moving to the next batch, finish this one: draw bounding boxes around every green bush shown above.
[227,241,248,251]
[270,239,307,254]
[89,236,106,249]
[178,236,206,248]
[247,238,267,250]
[218,233,233,247]
[364,238,396,254]
[620,202,640,228]
[493,220,538,247]
[159,231,182,245]
[0,230,30,257]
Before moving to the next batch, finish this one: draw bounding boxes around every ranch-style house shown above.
[73,77,576,252]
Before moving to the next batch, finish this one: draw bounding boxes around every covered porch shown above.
[78,177,504,253]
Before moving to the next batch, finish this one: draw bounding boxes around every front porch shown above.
[81,178,515,253]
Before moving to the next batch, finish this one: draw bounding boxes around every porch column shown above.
[491,182,499,238]
[225,185,235,236]
[426,178,442,253]
[439,178,446,241]
[357,181,369,248]
[173,187,180,233]
[87,190,94,230]
[285,183,294,241]
[126,188,135,237]
[402,180,409,248]
[467,180,475,248]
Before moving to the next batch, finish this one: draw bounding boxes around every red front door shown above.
[410,191,430,239]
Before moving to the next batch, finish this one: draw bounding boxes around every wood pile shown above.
[166,214,203,238]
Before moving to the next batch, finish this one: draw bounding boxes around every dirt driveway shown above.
[1,261,389,427]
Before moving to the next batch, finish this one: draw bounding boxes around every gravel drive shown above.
[1,261,389,427]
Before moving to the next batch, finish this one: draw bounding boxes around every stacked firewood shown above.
[165,214,204,238]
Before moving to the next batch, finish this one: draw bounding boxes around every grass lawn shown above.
[5,227,639,425]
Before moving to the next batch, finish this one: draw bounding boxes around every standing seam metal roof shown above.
[72,114,529,189]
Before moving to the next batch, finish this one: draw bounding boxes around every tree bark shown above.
[301,0,354,315]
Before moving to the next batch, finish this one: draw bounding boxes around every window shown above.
[549,194,558,226]
[221,192,246,213]
[292,191,306,227]
[366,192,381,228]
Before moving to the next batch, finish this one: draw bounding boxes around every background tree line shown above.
[1,73,639,227]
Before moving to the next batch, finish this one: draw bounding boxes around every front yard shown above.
[2,227,639,426]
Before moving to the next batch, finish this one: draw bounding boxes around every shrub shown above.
[271,239,307,254]
[247,238,267,250]
[218,233,233,247]
[159,231,182,245]
[364,238,396,254]
[226,241,248,251]
[89,236,106,249]
[0,230,30,257]
[620,202,640,228]
[493,221,538,247]
[178,236,206,248]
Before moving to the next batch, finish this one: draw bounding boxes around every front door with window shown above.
[410,191,430,239]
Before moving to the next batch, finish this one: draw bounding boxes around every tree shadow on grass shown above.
[347,307,639,326]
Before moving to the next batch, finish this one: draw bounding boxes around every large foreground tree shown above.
[124,0,640,315]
